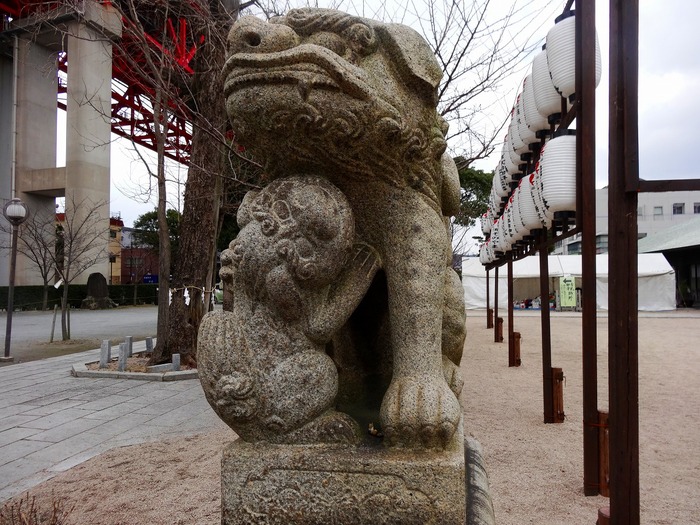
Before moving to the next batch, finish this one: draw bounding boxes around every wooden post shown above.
[597,507,611,525]
[494,266,500,343]
[507,259,516,363]
[552,367,565,423]
[540,243,554,423]
[609,0,641,522]
[486,269,493,328]
[512,332,522,367]
[577,0,600,497]
[599,410,610,497]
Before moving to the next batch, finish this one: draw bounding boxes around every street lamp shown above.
[3,198,28,362]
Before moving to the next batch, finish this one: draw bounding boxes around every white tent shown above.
[461,253,676,311]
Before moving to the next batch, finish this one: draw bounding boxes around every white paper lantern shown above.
[509,107,528,155]
[494,158,511,198]
[485,240,495,264]
[502,206,514,249]
[481,212,491,236]
[479,243,488,265]
[546,11,602,100]
[517,175,542,232]
[488,186,500,220]
[540,132,577,218]
[530,167,553,229]
[510,185,528,241]
[507,191,526,244]
[516,87,537,147]
[504,135,522,174]
[532,48,562,119]
[499,157,513,192]
[523,73,549,134]
[494,173,507,199]
[491,218,508,254]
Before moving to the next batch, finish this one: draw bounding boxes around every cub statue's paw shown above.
[379,374,461,449]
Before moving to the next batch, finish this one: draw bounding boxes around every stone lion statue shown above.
[199,8,466,449]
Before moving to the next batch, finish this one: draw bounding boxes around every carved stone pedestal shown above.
[222,430,472,525]
[221,426,496,525]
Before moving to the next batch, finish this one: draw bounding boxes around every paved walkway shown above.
[0,341,226,503]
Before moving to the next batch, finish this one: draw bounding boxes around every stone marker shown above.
[81,273,116,309]
[99,340,111,369]
[125,335,133,357]
[198,8,494,524]
[172,353,180,372]
[117,343,128,372]
[145,337,154,353]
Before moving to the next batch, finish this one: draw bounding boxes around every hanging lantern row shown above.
[480,133,577,265]
[479,9,601,267]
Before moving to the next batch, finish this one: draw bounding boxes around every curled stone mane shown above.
[258,99,447,210]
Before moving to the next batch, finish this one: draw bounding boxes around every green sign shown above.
[559,276,577,308]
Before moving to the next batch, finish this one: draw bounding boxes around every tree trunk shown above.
[153,92,172,356]
[61,284,70,340]
[151,15,229,366]
[42,283,48,311]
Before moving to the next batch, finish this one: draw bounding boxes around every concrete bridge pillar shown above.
[3,36,58,286]
[63,21,113,283]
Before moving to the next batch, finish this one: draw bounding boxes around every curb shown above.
[71,362,198,381]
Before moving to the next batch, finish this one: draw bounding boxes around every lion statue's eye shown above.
[344,23,377,56]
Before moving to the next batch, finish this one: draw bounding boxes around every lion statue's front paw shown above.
[379,375,461,449]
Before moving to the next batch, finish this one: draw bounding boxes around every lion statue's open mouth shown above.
[223,44,375,102]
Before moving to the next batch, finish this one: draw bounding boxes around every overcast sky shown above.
[65,0,698,227]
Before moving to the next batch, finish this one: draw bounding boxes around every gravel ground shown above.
[3,310,699,524]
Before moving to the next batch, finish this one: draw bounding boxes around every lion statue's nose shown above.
[227,16,300,55]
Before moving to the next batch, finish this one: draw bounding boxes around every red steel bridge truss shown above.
[1,0,202,163]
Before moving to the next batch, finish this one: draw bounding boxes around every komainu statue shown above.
[199,7,467,450]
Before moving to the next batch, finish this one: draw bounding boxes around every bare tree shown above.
[248,0,557,164]
[8,0,557,357]
[52,194,110,340]
[0,207,57,310]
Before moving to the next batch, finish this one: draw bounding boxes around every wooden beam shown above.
[577,0,600,497]
[608,0,641,523]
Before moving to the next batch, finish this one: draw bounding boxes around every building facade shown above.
[553,187,700,255]
[108,217,123,284]
[120,227,159,285]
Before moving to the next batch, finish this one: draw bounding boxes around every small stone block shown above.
[0,356,14,363]
[117,343,128,372]
[172,353,180,371]
[125,336,133,357]
[221,433,466,525]
[99,340,111,368]
[145,337,154,353]
[146,363,173,373]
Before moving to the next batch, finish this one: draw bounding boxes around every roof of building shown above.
[638,216,700,253]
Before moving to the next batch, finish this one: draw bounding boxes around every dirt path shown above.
[3,312,699,524]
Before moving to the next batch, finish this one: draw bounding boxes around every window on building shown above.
[637,206,644,217]
[653,206,663,220]
[673,203,685,215]
[109,230,117,238]
[694,202,700,214]
[595,235,608,253]
[567,241,581,255]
